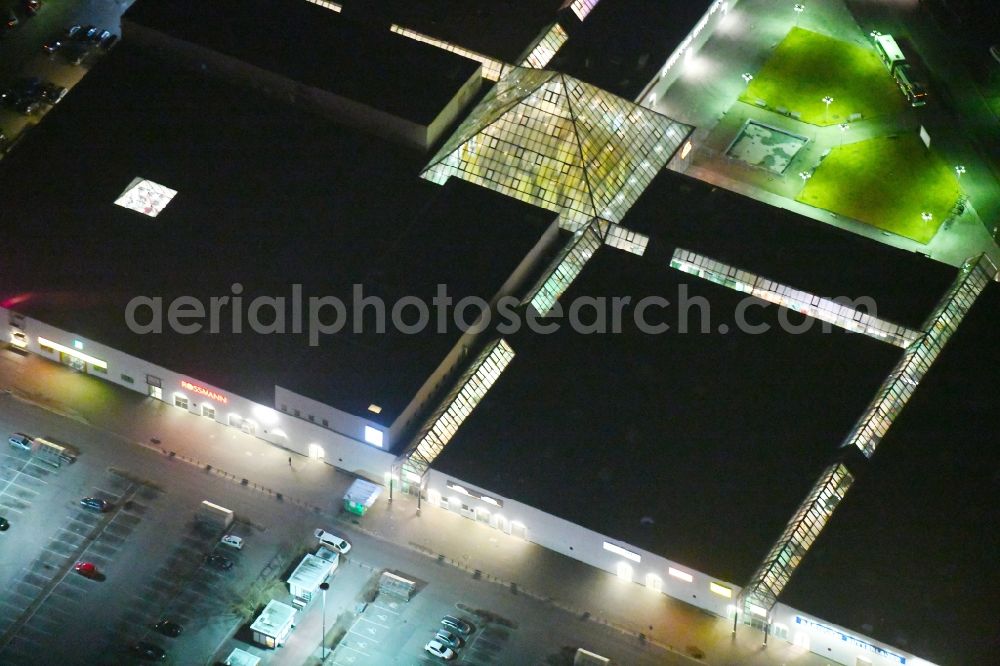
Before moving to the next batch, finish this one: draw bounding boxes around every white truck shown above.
[196,500,234,530]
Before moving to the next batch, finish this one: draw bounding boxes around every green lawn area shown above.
[741,27,904,126]
[797,134,961,243]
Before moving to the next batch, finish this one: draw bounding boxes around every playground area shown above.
[725,120,809,174]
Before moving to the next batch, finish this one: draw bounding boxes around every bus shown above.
[873,33,930,107]
[31,437,78,467]
[874,34,905,72]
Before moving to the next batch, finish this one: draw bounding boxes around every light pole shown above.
[822,96,833,124]
[921,211,933,223]
[794,4,805,25]
[799,171,812,184]
[742,72,754,86]
[839,123,849,147]
[955,165,966,180]
[319,581,330,660]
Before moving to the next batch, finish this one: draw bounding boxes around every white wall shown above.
[422,468,936,666]
[4,308,394,482]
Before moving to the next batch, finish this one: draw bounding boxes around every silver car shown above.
[8,433,32,451]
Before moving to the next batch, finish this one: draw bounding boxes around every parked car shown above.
[23,0,41,16]
[37,82,66,104]
[74,561,98,578]
[80,497,111,512]
[80,25,98,40]
[97,29,111,43]
[4,11,18,30]
[434,629,463,649]
[440,615,473,636]
[131,641,166,660]
[9,433,32,451]
[314,528,351,554]
[152,619,182,637]
[99,33,118,50]
[64,23,80,38]
[424,640,456,660]
[205,553,234,570]
[220,534,243,549]
[0,516,9,531]
[13,98,40,115]
[991,44,1000,66]
[42,38,62,54]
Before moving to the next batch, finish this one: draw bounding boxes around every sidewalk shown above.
[0,349,834,665]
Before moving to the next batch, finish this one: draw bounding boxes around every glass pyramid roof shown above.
[422,67,692,231]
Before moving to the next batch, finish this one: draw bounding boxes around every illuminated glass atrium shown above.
[422,67,692,232]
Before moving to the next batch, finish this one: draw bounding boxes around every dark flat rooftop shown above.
[552,0,713,99]
[344,0,566,63]
[623,169,957,330]
[0,44,557,427]
[782,283,1000,666]
[124,0,480,125]
[434,247,901,582]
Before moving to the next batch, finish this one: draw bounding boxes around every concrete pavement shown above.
[0,347,847,666]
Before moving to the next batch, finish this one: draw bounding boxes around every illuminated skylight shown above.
[114,177,177,217]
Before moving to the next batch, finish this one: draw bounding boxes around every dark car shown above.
[99,33,118,51]
[131,642,166,660]
[23,0,41,16]
[37,82,66,104]
[153,620,182,637]
[78,24,97,40]
[80,497,111,512]
[64,23,80,38]
[0,516,9,531]
[42,38,62,54]
[205,553,234,570]
[13,98,40,115]
[4,11,18,30]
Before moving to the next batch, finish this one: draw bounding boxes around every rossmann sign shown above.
[180,380,228,404]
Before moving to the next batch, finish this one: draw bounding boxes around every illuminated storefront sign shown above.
[794,616,906,664]
[180,380,228,404]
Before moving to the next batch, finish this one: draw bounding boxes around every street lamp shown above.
[742,72,754,85]
[794,3,805,25]
[799,171,812,183]
[839,123,849,147]
[955,165,966,179]
[319,581,330,660]
[921,211,933,222]
[822,96,834,123]
[870,30,882,39]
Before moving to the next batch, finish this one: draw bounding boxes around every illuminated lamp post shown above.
[921,211,933,223]
[794,4,805,25]
[955,165,966,180]
[822,96,833,124]
[319,581,330,660]
[839,123,849,147]
[799,171,812,183]
[742,72,754,86]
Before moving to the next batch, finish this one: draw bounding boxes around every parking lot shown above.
[1,0,129,153]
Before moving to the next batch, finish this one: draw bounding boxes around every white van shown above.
[314,528,351,554]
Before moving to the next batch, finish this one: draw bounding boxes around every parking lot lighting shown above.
[921,211,933,222]
[955,165,966,179]
[742,72,753,84]
[799,171,812,182]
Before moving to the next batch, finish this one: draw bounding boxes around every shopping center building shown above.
[2,1,996,664]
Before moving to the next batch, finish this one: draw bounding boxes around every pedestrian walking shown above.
[288,456,292,468]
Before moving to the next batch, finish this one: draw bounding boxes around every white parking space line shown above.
[372,600,401,616]
[335,643,372,659]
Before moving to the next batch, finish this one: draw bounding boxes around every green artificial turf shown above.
[797,134,961,243]
[742,27,904,126]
